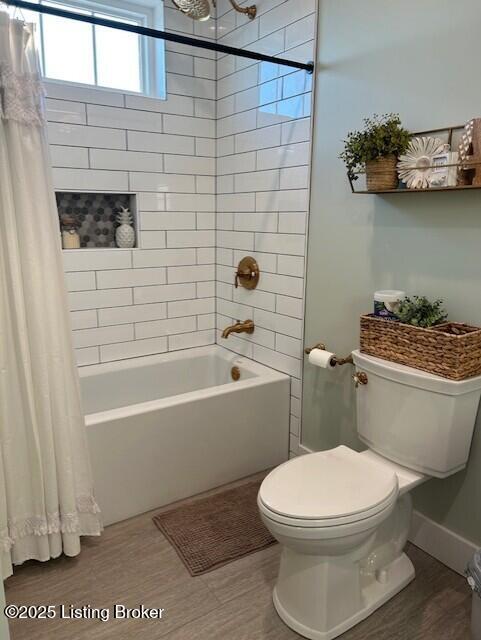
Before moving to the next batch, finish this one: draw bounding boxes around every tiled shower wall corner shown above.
[214,0,316,456]
[52,4,218,366]
[53,0,316,453]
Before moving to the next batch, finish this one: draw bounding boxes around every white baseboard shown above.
[409,510,478,576]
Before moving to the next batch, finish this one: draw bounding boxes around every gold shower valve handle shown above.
[235,267,254,287]
[353,372,368,388]
[234,256,260,289]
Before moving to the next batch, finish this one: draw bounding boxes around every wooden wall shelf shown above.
[354,184,481,195]
[348,124,481,195]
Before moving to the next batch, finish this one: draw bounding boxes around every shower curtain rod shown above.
[5,0,314,73]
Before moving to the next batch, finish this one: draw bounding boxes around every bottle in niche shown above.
[60,213,80,249]
[115,207,135,248]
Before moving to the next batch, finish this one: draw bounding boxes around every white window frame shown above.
[37,0,165,99]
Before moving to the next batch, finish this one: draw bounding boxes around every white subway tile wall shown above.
[52,0,315,457]
[54,5,218,370]
[215,0,316,456]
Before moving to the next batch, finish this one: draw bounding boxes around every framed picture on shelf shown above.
[430,151,459,188]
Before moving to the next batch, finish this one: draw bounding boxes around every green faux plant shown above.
[340,113,411,180]
[397,296,448,328]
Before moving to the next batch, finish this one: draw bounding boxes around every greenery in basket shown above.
[397,296,448,328]
[339,113,411,180]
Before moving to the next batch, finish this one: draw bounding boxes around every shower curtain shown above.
[0,12,102,579]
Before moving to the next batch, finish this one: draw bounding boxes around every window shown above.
[22,0,165,97]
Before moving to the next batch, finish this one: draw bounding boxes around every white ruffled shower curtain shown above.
[0,12,102,579]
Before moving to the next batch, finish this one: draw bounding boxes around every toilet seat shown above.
[258,446,398,528]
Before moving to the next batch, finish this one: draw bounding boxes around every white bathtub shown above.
[80,345,290,526]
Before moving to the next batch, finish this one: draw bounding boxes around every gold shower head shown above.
[171,0,256,21]
[171,0,213,21]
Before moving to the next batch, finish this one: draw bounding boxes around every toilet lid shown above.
[259,446,398,522]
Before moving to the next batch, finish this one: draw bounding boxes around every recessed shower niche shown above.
[56,192,137,249]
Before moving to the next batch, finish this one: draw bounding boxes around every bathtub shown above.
[80,345,290,526]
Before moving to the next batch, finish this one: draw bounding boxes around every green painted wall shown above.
[303,0,481,545]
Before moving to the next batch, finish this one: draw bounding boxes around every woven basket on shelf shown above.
[360,315,481,381]
[365,154,398,191]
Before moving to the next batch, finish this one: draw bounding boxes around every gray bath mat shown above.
[152,480,276,576]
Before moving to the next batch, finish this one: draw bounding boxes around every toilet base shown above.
[273,552,415,640]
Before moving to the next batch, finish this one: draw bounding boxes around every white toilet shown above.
[258,350,481,640]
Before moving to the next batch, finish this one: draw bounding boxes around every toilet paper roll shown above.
[308,348,336,369]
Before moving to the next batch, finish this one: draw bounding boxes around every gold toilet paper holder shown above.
[304,343,354,367]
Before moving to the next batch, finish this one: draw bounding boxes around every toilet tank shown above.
[352,350,481,478]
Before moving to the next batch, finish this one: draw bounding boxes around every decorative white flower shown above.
[397,137,447,189]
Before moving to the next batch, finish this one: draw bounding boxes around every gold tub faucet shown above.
[221,320,255,339]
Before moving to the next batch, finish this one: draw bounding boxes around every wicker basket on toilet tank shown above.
[360,315,481,381]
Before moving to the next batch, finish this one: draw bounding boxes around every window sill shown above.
[44,78,167,102]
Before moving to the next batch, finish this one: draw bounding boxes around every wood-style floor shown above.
[5,474,472,640]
